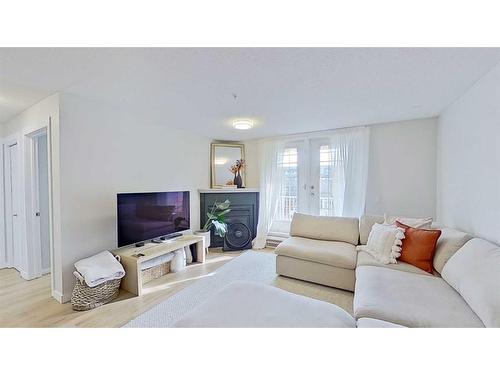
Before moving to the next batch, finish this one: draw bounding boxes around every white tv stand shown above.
[112,234,206,296]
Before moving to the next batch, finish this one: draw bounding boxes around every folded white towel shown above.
[74,251,125,287]
[185,246,193,264]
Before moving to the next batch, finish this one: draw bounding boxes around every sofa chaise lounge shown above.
[276,213,500,327]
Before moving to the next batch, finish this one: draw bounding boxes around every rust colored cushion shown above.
[395,221,442,273]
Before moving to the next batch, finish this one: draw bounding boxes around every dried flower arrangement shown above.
[229,159,245,188]
[229,159,245,174]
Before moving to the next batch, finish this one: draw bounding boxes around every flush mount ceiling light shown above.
[232,119,254,130]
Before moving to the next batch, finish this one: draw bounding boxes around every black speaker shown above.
[224,222,252,250]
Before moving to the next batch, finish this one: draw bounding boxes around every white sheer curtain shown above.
[253,127,369,248]
[329,126,370,218]
[253,139,285,249]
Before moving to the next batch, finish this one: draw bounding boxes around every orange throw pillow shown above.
[395,221,441,273]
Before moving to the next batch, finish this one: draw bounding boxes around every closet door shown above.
[6,143,22,271]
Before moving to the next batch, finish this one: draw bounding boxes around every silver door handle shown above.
[13,214,18,217]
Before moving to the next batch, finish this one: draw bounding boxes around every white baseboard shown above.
[20,270,32,280]
[51,289,70,303]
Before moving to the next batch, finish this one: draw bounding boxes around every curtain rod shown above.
[247,124,368,143]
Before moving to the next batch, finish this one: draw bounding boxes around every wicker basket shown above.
[142,261,170,284]
[71,255,123,311]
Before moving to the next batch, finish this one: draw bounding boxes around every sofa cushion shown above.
[356,318,406,328]
[354,266,484,327]
[385,215,433,229]
[359,214,384,245]
[276,255,356,291]
[442,238,500,327]
[356,248,432,276]
[432,227,473,274]
[396,221,441,273]
[290,213,359,245]
[276,236,357,269]
[172,281,356,328]
[365,223,405,264]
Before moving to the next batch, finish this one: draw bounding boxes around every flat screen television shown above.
[117,191,190,247]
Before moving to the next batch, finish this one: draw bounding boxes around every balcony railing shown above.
[275,195,336,221]
[276,195,297,221]
[319,196,336,217]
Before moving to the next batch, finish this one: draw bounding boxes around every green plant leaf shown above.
[203,200,231,236]
[216,200,230,210]
[207,212,217,220]
[212,220,228,237]
[216,208,231,217]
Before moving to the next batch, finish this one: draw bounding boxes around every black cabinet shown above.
[199,191,259,251]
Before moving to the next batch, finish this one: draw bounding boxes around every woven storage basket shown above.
[71,255,123,311]
[142,261,170,284]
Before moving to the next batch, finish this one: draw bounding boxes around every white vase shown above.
[170,249,186,272]
[194,230,211,248]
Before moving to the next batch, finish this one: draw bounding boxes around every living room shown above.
[1,1,499,374]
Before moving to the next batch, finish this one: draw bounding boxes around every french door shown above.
[273,137,341,231]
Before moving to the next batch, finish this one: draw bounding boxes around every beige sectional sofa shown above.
[275,213,500,327]
[276,213,359,291]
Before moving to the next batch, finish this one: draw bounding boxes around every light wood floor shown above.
[0,249,353,328]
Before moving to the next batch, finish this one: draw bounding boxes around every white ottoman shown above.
[356,318,406,328]
[172,281,356,328]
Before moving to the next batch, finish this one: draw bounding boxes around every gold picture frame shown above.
[210,143,246,188]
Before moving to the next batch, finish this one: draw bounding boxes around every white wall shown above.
[245,118,438,219]
[366,118,437,218]
[1,94,62,297]
[437,62,500,245]
[243,139,260,188]
[58,94,212,300]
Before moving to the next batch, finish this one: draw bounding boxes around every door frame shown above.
[25,127,50,279]
[2,121,55,283]
[0,139,4,269]
[23,116,58,296]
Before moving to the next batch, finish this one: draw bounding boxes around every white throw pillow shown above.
[364,223,405,264]
[384,214,432,229]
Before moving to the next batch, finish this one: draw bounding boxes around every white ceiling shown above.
[1,48,500,140]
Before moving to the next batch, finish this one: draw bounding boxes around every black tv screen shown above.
[117,191,190,247]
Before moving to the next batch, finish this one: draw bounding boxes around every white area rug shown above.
[124,250,353,327]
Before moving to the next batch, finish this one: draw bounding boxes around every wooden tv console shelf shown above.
[112,235,206,296]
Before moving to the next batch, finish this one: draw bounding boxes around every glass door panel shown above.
[272,138,341,235]
[276,146,299,221]
[310,138,340,217]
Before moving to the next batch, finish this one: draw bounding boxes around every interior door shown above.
[6,143,22,271]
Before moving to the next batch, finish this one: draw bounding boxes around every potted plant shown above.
[195,199,231,249]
